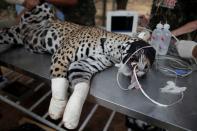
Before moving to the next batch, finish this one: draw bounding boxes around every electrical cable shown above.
[116,46,153,91]
[138,26,195,78]
[133,65,184,107]
[116,26,194,107]
[156,55,193,77]
[137,26,180,43]
[116,45,187,107]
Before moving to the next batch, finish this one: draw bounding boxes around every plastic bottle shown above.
[159,23,171,55]
[150,23,163,55]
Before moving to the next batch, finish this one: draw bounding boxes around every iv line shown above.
[116,46,186,107]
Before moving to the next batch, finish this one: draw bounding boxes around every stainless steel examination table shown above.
[0,45,197,131]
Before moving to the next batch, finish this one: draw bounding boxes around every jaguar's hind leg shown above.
[63,55,113,129]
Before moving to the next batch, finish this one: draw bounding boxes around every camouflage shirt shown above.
[148,0,197,40]
[56,0,96,26]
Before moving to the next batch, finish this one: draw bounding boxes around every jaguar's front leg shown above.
[63,82,90,129]
[48,48,72,120]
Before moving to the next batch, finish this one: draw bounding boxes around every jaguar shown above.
[0,3,156,129]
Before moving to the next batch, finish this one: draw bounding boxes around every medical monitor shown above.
[106,11,138,36]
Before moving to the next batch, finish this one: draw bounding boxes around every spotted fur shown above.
[52,28,156,86]
[0,3,80,54]
[0,3,156,128]
[0,3,155,83]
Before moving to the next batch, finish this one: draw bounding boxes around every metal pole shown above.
[78,104,99,131]
[0,95,67,131]
[102,0,107,26]
[103,111,116,131]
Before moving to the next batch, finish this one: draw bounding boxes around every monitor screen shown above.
[111,16,134,32]
[106,11,138,36]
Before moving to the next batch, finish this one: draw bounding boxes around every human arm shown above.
[5,0,39,10]
[5,0,25,5]
[172,20,197,37]
[6,0,78,9]
[138,14,149,27]
[42,0,78,6]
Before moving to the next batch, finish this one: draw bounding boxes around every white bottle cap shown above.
[164,23,170,30]
[156,23,163,29]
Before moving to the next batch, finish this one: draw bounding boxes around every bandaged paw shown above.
[48,78,68,120]
[49,98,67,120]
[63,82,89,129]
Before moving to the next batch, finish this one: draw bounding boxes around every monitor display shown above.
[106,11,138,36]
[111,16,134,32]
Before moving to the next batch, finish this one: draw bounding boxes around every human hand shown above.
[24,0,40,10]
[138,15,149,27]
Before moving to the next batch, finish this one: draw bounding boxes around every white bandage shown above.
[176,40,197,58]
[48,78,68,120]
[5,0,25,5]
[63,82,89,129]
[51,78,68,100]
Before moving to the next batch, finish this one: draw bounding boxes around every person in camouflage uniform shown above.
[5,0,96,26]
[148,0,197,58]
[56,0,96,26]
[116,0,128,10]
[149,0,197,41]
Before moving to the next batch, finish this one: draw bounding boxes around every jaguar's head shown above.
[120,39,156,77]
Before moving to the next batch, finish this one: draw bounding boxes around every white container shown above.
[150,23,163,55]
[159,23,171,55]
